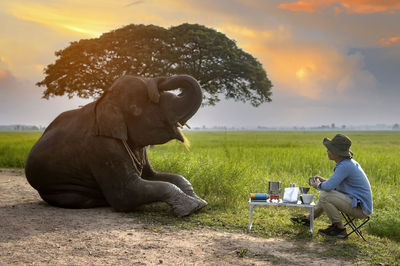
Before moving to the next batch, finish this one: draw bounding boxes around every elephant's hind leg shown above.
[39,191,107,209]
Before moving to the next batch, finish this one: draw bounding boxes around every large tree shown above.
[37,23,272,106]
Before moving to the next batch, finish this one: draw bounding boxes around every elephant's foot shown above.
[167,189,207,217]
[181,189,208,210]
[193,196,207,212]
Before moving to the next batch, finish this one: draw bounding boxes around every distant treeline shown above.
[0,125,45,131]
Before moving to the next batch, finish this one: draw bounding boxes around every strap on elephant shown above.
[121,140,145,176]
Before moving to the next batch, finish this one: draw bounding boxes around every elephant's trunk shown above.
[159,75,202,125]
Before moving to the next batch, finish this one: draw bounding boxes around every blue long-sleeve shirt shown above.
[318,158,373,216]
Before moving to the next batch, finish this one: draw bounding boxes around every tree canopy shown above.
[37,23,272,106]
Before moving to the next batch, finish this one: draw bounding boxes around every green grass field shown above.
[1,130,399,263]
[0,131,41,168]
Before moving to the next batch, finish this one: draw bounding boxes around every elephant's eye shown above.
[129,104,142,116]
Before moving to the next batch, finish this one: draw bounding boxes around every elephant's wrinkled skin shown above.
[25,75,207,217]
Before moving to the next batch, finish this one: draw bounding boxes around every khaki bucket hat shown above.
[323,134,353,157]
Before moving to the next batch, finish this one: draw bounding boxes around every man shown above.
[291,134,373,238]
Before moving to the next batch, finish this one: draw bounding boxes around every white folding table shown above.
[248,199,316,235]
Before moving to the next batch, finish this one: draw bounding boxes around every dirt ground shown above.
[0,169,353,265]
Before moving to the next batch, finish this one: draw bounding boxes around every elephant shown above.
[25,74,207,217]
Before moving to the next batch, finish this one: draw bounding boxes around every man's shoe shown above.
[318,224,336,233]
[290,216,310,227]
[318,225,347,238]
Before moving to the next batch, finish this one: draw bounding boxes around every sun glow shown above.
[62,24,103,36]
[5,2,114,37]
[296,68,306,79]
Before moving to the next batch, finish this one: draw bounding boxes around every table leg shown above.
[305,206,315,235]
[248,205,257,232]
[310,207,314,235]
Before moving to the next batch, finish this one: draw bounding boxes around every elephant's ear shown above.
[95,99,127,140]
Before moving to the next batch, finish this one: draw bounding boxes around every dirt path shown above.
[0,169,351,265]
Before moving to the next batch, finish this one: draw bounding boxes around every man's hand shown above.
[311,176,322,189]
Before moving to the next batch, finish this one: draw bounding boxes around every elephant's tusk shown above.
[177,122,184,129]
[184,123,191,129]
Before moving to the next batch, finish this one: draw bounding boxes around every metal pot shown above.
[268,181,282,194]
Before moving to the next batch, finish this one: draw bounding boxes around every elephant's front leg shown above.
[142,169,196,196]
[91,144,206,216]
[131,178,206,217]
[141,164,208,210]
[94,169,204,217]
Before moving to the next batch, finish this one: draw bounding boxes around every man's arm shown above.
[316,164,349,191]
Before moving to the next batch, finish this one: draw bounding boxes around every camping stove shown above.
[268,181,282,200]
[268,194,280,200]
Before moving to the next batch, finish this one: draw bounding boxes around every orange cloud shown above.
[218,22,371,99]
[278,0,400,13]
[278,0,334,12]
[379,36,400,46]
[0,69,15,84]
[218,22,379,100]
[5,2,112,37]
[0,69,11,80]
[3,0,183,37]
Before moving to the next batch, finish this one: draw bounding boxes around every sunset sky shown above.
[0,0,399,128]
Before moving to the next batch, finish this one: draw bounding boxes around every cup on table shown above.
[301,194,313,204]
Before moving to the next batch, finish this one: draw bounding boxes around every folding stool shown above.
[340,211,370,241]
